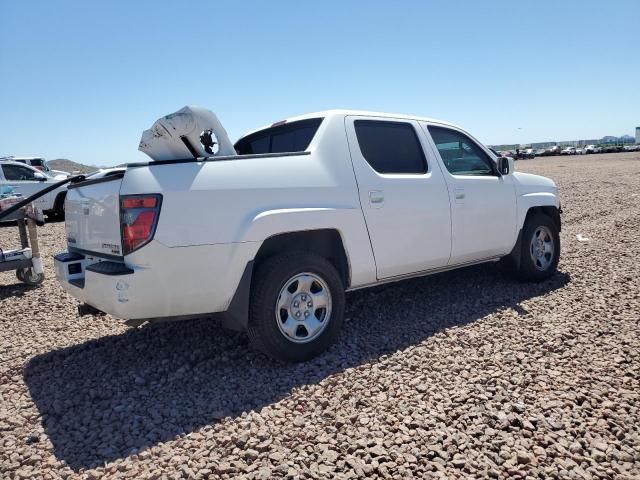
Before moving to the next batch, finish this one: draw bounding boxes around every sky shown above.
[1,0,639,166]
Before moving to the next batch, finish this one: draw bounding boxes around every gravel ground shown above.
[1,153,639,479]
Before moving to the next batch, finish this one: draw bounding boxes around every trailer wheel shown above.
[16,269,25,282]
[19,267,45,286]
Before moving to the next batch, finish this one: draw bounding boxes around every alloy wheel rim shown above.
[529,225,554,271]
[275,272,332,344]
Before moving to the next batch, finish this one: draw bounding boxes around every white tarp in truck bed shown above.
[138,106,236,161]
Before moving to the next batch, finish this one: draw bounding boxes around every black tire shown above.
[517,213,560,282]
[16,269,25,282]
[20,267,45,286]
[248,252,345,362]
[53,192,66,220]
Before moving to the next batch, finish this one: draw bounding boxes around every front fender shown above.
[517,192,560,231]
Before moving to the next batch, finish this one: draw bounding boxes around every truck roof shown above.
[239,109,458,140]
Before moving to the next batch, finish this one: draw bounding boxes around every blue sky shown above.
[1,0,639,166]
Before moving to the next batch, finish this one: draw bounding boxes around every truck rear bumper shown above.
[54,240,260,320]
[55,252,145,319]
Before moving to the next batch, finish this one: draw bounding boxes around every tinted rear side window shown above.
[235,118,323,155]
[354,120,427,174]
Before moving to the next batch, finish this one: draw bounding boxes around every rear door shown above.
[422,123,517,264]
[345,116,452,279]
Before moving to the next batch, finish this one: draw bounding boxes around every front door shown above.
[345,116,452,279]
[422,123,517,264]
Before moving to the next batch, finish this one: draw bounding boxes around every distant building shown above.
[530,141,558,148]
[490,130,639,150]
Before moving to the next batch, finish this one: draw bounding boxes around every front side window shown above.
[2,164,38,181]
[354,120,427,174]
[428,126,495,176]
[235,118,323,155]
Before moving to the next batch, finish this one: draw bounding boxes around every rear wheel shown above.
[248,252,345,362]
[517,213,560,281]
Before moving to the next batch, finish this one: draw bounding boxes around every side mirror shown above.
[498,156,513,175]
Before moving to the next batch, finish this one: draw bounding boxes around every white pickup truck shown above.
[55,108,561,361]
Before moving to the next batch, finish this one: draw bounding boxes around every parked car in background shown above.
[561,147,576,155]
[55,107,562,362]
[575,148,585,155]
[0,160,67,219]
[1,156,71,178]
[511,150,533,160]
[623,145,640,152]
[584,145,602,154]
[548,146,562,156]
[606,145,625,153]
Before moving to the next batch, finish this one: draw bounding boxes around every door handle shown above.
[369,190,384,206]
[454,187,465,202]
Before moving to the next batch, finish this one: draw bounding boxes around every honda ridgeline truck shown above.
[55,108,561,362]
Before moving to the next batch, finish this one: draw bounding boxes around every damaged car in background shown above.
[55,106,562,362]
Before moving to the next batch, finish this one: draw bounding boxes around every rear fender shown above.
[236,207,377,287]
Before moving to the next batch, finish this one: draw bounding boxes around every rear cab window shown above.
[354,120,427,174]
[234,118,323,155]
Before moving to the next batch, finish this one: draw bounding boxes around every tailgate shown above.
[65,176,124,257]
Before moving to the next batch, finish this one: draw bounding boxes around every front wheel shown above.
[248,252,345,362]
[52,192,66,221]
[517,213,560,281]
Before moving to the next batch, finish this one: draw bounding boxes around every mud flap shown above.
[220,261,253,331]
[507,229,523,270]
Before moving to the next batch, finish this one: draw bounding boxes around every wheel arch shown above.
[508,203,561,269]
[220,228,351,332]
[254,229,350,287]
[517,192,561,233]
[523,205,561,232]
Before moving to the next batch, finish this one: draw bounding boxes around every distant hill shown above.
[48,159,99,174]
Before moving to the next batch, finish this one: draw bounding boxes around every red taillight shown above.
[122,197,157,209]
[120,194,162,255]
